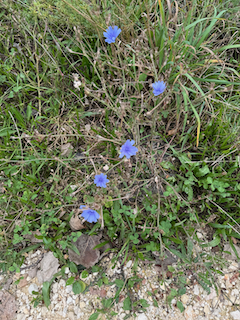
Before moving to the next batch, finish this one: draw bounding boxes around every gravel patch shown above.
[1,247,240,320]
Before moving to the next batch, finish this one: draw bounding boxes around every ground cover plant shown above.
[0,0,240,318]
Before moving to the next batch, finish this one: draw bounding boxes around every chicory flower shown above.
[94,173,109,188]
[119,140,138,159]
[103,26,121,44]
[152,81,166,96]
[80,206,100,223]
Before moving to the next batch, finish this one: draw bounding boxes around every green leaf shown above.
[187,239,194,256]
[42,281,51,307]
[102,276,109,284]
[72,280,86,294]
[0,128,16,137]
[201,236,220,248]
[207,177,213,184]
[123,297,131,310]
[159,220,171,235]
[0,75,6,83]
[168,248,186,259]
[139,73,148,81]
[103,195,113,208]
[68,242,80,256]
[81,270,89,279]
[177,301,185,312]
[178,287,186,295]
[102,298,113,309]
[153,299,158,307]
[8,91,14,98]
[12,85,23,92]
[69,262,78,274]
[9,107,26,128]
[66,276,75,286]
[168,266,175,272]
[97,278,103,287]
[115,279,124,288]
[138,252,145,261]
[196,165,210,177]
[27,103,32,120]
[88,312,99,320]
[140,299,150,308]
[93,240,109,250]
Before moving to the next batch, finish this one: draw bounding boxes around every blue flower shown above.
[152,81,166,96]
[94,173,109,188]
[80,208,100,223]
[119,140,138,159]
[103,26,121,44]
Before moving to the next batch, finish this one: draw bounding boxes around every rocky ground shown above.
[1,243,240,320]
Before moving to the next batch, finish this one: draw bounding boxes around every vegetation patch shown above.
[0,0,240,317]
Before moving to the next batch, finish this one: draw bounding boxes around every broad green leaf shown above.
[88,312,99,320]
[177,301,185,312]
[159,220,172,234]
[72,280,86,294]
[81,270,89,279]
[139,73,148,81]
[196,165,210,177]
[69,262,78,274]
[140,299,150,308]
[115,279,124,288]
[178,287,186,295]
[123,297,131,310]
[102,298,113,309]
[66,276,75,286]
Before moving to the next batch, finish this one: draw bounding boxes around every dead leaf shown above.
[37,252,59,284]
[88,286,107,297]
[0,290,18,320]
[68,234,101,268]
[230,272,239,283]
[69,213,85,231]
[207,214,217,223]
[18,274,28,288]
[232,237,238,245]
[85,124,91,132]
[61,143,73,157]
[100,288,107,298]
[168,128,177,135]
[89,287,100,295]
